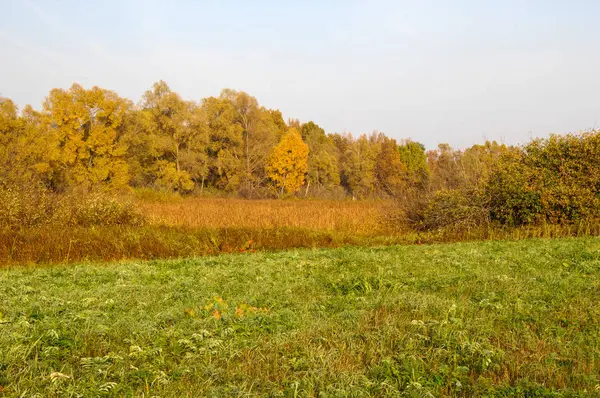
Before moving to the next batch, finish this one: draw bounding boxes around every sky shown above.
[1,0,600,149]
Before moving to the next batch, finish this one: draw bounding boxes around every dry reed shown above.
[138,198,391,235]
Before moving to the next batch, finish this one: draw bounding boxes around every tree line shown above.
[1,81,599,228]
[0,81,430,198]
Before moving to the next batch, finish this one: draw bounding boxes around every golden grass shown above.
[3,194,600,267]
[138,198,391,235]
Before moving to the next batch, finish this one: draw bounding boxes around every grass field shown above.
[1,238,599,396]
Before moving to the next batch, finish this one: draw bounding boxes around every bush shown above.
[488,133,600,226]
[387,187,430,230]
[70,195,145,227]
[0,185,144,229]
[486,149,542,226]
[423,189,489,230]
[0,185,64,228]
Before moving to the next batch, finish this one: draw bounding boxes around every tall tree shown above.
[265,128,309,196]
[341,134,378,198]
[300,121,340,194]
[219,89,280,195]
[140,80,203,192]
[375,137,407,196]
[427,143,463,191]
[398,140,429,188]
[42,84,130,191]
[201,96,244,191]
[0,98,23,184]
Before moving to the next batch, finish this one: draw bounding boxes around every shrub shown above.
[423,189,489,230]
[0,185,144,229]
[390,187,430,230]
[524,132,600,223]
[0,185,64,229]
[487,149,542,226]
[488,132,600,226]
[69,195,145,227]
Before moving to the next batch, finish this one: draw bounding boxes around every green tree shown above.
[397,140,429,188]
[140,81,201,192]
[341,134,378,198]
[300,121,340,195]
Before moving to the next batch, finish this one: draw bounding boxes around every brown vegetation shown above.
[138,197,388,234]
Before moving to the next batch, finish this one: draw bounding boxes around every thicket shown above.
[0,183,143,230]
[404,132,600,232]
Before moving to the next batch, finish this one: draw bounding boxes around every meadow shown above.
[1,237,599,396]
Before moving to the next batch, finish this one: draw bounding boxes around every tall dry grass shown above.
[138,198,392,235]
[2,190,600,267]
[0,194,399,266]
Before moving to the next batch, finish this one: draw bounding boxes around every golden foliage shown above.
[265,128,309,195]
[42,84,130,191]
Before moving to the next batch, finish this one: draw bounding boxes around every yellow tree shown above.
[265,128,309,196]
[43,84,130,191]
[0,99,62,188]
[0,98,23,184]
[201,96,244,191]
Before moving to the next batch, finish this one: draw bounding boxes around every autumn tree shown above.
[340,133,378,198]
[375,137,407,196]
[140,81,202,192]
[42,84,130,191]
[218,89,282,196]
[0,98,22,184]
[427,143,463,191]
[300,121,340,195]
[459,141,509,190]
[265,128,309,196]
[201,96,244,191]
[398,140,429,188]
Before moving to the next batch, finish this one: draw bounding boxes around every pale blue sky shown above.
[2,0,600,148]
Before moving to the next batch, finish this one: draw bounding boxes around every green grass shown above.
[1,238,600,397]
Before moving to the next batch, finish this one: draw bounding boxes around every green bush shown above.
[486,149,542,226]
[488,132,600,226]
